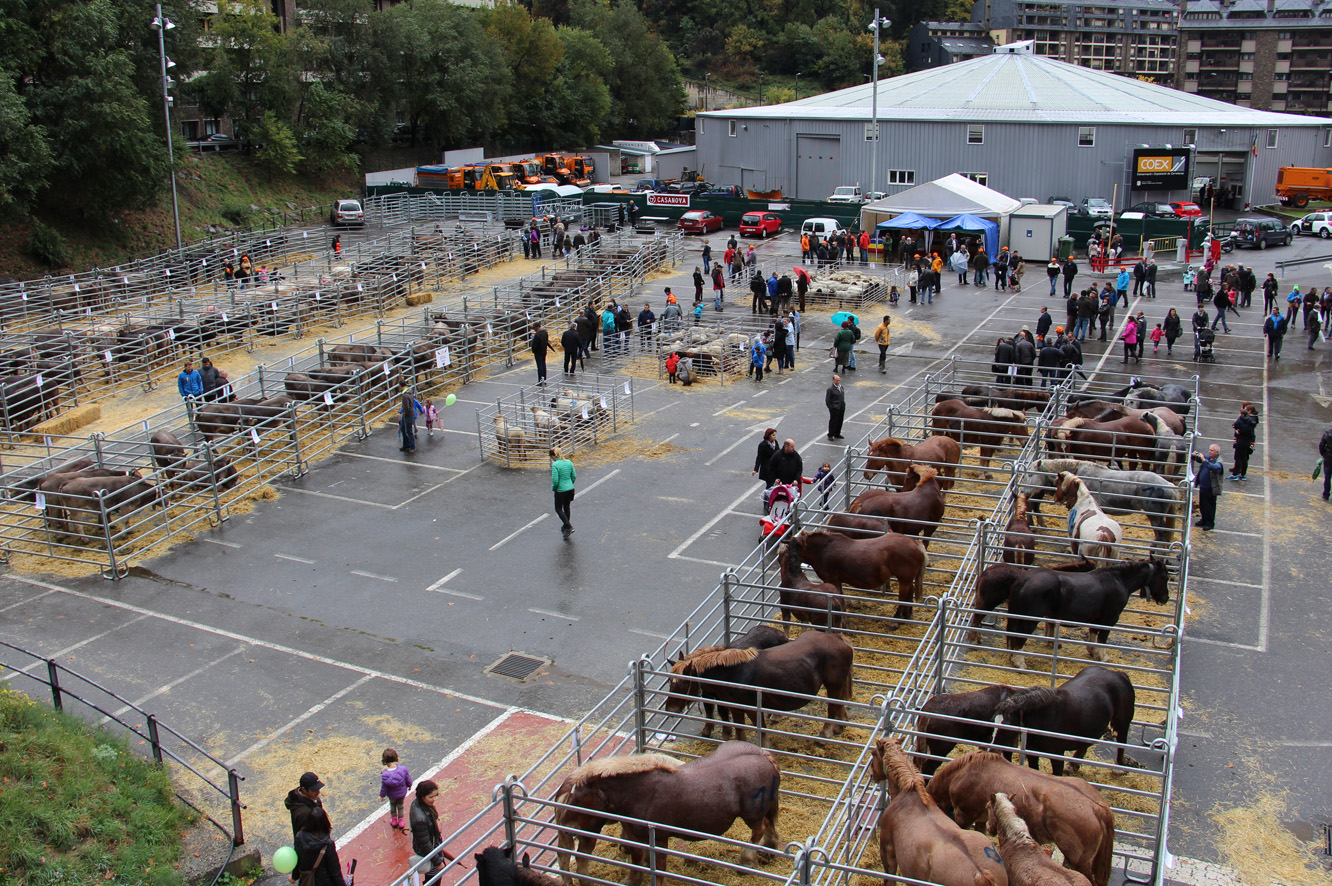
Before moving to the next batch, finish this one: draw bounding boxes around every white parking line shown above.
[579,468,622,497]
[433,587,484,601]
[529,607,579,621]
[628,628,672,640]
[350,569,398,583]
[1,614,151,681]
[489,513,549,550]
[1189,575,1263,590]
[0,588,54,613]
[203,538,242,549]
[427,568,462,591]
[102,647,247,724]
[275,553,315,565]
[713,400,747,416]
[226,674,376,766]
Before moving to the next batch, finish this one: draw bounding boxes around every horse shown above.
[1063,400,1185,436]
[930,399,1029,478]
[958,385,1051,413]
[1050,417,1156,472]
[927,752,1115,886]
[839,465,947,545]
[776,538,845,630]
[966,561,1097,644]
[1005,557,1171,669]
[863,435,961,490]
[1053,473,1121,563]
[1122,382,1193,416]
[1017,459,1182,545]
[793,529,928,622]
[664,625,789,730]
[991,666,1135,775]
[476,846,564,886]
[553,743,781,886]
[1002,492,1036,566]
[868,737,1008,886]
[661,630,854,740]
[986,793,1094,886]
[913,685,1023,776]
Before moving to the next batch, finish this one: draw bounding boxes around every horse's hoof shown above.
[740,850,758,866]
[1011,655,1027,670]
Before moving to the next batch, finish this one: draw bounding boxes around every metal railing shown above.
[477,378,635,467]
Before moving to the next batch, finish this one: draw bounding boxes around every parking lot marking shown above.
[433,587,484,601]
[1185,635,1262,651]
[669,481,761,560]
[529,607,579,621]
[393,481,447,508]
[284,487,395,508]
[671,553,738,569]
[275,553,315,565]
[706,422,781,467]
[713,400,747,416]
[0,588,53,614]
[1205,527,1261,538]
[1,614,150,682]
[579,468,621,497]
[102,646,247,724]
[226,674,375,766]
[660,433,680,444]
[342,452,463,472]
[203,538,242,549]
[628,628,672,640]
[427,568,462,591]
[489,513,549,551]
[639,401,681,419]
[1190,575,1263,590]
[350,569,398,583]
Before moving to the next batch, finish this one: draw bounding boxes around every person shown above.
[804,462,836,508]
[1163,308,1182,356]
[1191,444,1224,531]
[285,772,328,841]
[789,307,802,352]
[550,447,577,538]
[951,247,969,286]
[1149,322,1164,355]
[600,302,617,357]
[907,265,919,304]
[1038,336,1062,387]
[398,385,421,452]
[711,265,725,311]
[993,249,1009,291]
[749,271,767,314]
[845,316,861,371]
[796,270,809,312]
[530,322,549,384]
[1192,305,1210,361]
[701,241,712,275]
[1119,316,1139,364]
[1145,260,1158,299]
[776,273,793,314]
[1262,273,1279,315]
[1309,308,1323,350]
[874,315,892,373]
[1097,291,1115,342]
[380,748,412,833]
[331,234,342,258]
[295,808,347,886]
[637,303,655,351]
[768,438,804,486]
[1062,256,1077,298]
[1211,287,1232,334]
[1134,311,1148,361]
[1182,265,1195,291]
[1263,306,1287,361]
[771,318,788,373]
[752,428,779,489]
[1286,285,1302,330]
[1132,259,1146,297]
[800,232,811,265]
[992,336,1015,384]
[692,267,704,303]
[177,360,204,401]
[1013,331,1035,386]
[1319,426,1332,500]
[1321,287,1332,339]
[833,321,855,375]
[1239,264,1256,308]
[781,314,797,370]
[766,272,779,313]
[1075,291,1096,341]
[561,321,583,376]
[749,335,766,381]
[198,357,222,402]
[693,299,703,324]
[1229,403,1259,481]
[825,374,846,441]
[665,351,679,384]
[1114,266,1130,308]
[858,229,870,264]
[423,399,439,438]
[409,780,455,883]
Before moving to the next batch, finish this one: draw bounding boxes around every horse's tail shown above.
[993,686,1059,719]
[1091,801,1116,886]
[914,540,930,598]
[974,871,1000,886]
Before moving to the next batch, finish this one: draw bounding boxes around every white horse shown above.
[1053,471,1121,563]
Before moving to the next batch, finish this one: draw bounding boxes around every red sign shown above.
[646,193,690,207]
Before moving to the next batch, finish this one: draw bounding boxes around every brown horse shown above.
[913,685,1023,776]
[794,529,928,621]
[662,629,854,739]
[776,538,845,630]
[930,400,1029,478]
[841,464,947,545]
[1001,492,1036,566]
[553,743,781,886]
[987,793,1094,886]
[863,434,961,489]
[1065,400,1186,436]
[868,737,1008,886]
[1050,416,1156,472]
[927,751,1115,886]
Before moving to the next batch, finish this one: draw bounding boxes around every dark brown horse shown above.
[1065,399,1186,436]
[868,737,1008,886]
[664,625,789,730]
[958,384,1051,412]
[863,434,961,489]
[775,538,845,630]
[1050,416,1156,472]
[794,529,928,621]
[475,846,564,886]
[553,743,781,886]
[913,684,1023,775]
[840,464,947,545]
[927,752,1115,886]
[1001,492,1036,566]
[991,666,1135,775]
[966,561,1097,644]
[662,630,854,740]
[929,400,1029,478]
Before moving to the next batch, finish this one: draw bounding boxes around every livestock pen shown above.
[477,379,636,468]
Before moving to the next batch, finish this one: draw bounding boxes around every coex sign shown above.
[1131,147,1191,190]
[646,193,690,207]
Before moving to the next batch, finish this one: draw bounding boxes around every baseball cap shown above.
[300,772,324,791]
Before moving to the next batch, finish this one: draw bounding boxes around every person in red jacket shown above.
[858,229,871,264]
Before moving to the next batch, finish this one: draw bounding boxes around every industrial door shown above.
[796,135,841,201]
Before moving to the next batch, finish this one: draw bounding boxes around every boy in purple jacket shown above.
[380,748,413,832]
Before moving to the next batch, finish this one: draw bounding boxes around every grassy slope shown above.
[0,152,362,279]
[0,688,193,886]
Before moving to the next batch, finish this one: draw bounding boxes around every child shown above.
[805,463,836,508]
[380,748,412,833]
[423,399,439,436]
[1182,266,1195,291]
[888,286,900,307]
[665,351,679,384]
[693,300,703,324]
[1150,323,1164,355]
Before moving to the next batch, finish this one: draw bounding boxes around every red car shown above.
[739,211,782,238]
[1170,201,1203,218]
[677,210,724,234]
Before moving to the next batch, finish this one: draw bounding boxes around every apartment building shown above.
[1178,0,1332,115]
[907,22,996,72]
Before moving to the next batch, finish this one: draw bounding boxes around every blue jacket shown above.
[1116,270,1130,291]
[751,341,767,367]
[178,369,204,398]
[767,275,779,296]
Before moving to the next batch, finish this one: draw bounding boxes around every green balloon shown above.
[273,846,298,874]
[445,393,457,407]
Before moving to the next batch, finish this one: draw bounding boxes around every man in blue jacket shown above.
[177,360,204,401]
[1115,267,1131,308]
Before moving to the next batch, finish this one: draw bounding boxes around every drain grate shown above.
[485,652,550,682]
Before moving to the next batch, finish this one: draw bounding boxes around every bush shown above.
[27,220,71,268]
[219,203,257,227]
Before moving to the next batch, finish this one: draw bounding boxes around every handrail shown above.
[1274,252,1332,277]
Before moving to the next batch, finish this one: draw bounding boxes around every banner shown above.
[646,193,690,207]
[1131,148,1191,190]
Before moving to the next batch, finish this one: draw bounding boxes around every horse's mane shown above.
[909,464,938,484]
[988,793,1035,847]
[994,686,1060,719]
[671,646,759,674]
[1141,412,1171,436]
[1063,416,1087,430]
[565,753,681,787]
[980,406,1026,422]
[871,436,904,451]
[1033,457,1085,475]
[875,738,931,805]
[1012,492,1027,521]
[1093,406,1128,422]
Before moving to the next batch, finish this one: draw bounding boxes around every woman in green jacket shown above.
[550,447,577,538]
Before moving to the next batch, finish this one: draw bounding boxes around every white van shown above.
[802,217,846,238]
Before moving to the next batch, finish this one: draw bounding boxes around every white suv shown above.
[330,199,365,227]
[1292,211,1332,239]
[827,186,863,203]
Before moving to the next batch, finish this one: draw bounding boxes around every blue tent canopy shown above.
[937,214,999,261]
[875,212,943,231]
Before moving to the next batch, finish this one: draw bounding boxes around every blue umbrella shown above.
[831,311,859,328]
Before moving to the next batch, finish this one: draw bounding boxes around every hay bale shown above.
[30,404,101,438]
[405,291,434,307]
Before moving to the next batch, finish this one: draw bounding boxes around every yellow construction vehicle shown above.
[474,164,518,191]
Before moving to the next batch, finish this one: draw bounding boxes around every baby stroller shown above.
[761,481,802,540]
[1196,327,1216,363]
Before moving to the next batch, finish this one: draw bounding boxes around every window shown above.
[864,122,879,142]
[1267,128,1279,148]
[1078,126,1095,147]
[888,169,915,185]
[959,171,988,186]
[1323,130,1332,148]
[728,120,737,138]
[1184,128,1198,144]
[967,124,984,144]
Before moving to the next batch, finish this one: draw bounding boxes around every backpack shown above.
[1321,428,1332,458]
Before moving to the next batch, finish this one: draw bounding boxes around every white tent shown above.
[861,174,1023,252]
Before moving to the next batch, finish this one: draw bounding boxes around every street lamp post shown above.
[795,72,801,100]
[152,3,183,251]
[758,73,764,106]
[704,72,711,112]
[868,11,891,201]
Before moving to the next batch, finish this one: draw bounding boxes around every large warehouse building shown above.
[694,42,1332,207]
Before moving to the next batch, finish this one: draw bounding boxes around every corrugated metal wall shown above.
[697,114,1332,206]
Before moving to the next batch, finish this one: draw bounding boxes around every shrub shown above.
[27,220,71,268]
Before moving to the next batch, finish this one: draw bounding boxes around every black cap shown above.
[300,772,324,791]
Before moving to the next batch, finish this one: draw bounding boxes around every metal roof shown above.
[705,50,1326,127]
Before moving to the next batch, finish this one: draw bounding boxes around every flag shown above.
[1251,138,1258,157]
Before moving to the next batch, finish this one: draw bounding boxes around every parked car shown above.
[330,198,365,227]
[191,132,240,152]
[1231,216,1292,249]
[1169,201,1204,218]
[390,123,412,144]
[1048,195,1074,205]
[635,179,669,193]
[669,181,709,195]
[1291,210,1332,239]
[677,210,724,234]
[702,185,744,198]
[1081,197,1113,218]
[827,186,864,203]
[739,212,782,238]
[801,217,846,238]
[1127,201,1179,218]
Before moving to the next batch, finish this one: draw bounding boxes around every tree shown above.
[0,71,52,213]
[570,0,684,137]
[484,4,564,147]
[541,28,613,149]
[253,111,302,180]
[190,0,299,145]
[298,82,358,174]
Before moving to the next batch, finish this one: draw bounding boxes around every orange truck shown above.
[509,160,550,186]
[1275,166,1332,208]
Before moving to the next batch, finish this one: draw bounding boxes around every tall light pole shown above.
[152,4,183,251]
[795,72,801,100]
[868,11,891,200]
[758,73,764,106]
[704,72,711,112]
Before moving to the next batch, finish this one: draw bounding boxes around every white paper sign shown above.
[624,382,631,394]
[34,374,43,388]
[265,239,271,247]
[250,428,261,445]
[581,405,589,420]
[486,323,494,335]
[322,391,334,406]
[555,298,561,308]
[271,302,279,312]
[391,274,398,282]
[357,283,363,292]
[164,268,171,277]
[73,284,80,293]
[1008,365,1018,375]
[221,312,228,322]
[314,292,321,301]
[34,493,45,511]
[599,396,607,409]
[435,347,452,368]
[104,350,113,362]
[20,293,26,301]
[420,262,427,270]
[167,328,175,340]
[382,362,391,376]
[302,231,308,239]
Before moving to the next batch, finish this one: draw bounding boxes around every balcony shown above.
[1289,75,1331,88]
[1291,35,1332,48]
[1290,52,1332,68]
[1201,52,1240,65]
[1199,36,1243,49]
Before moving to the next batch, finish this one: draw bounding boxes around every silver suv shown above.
[330,199,365,227]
